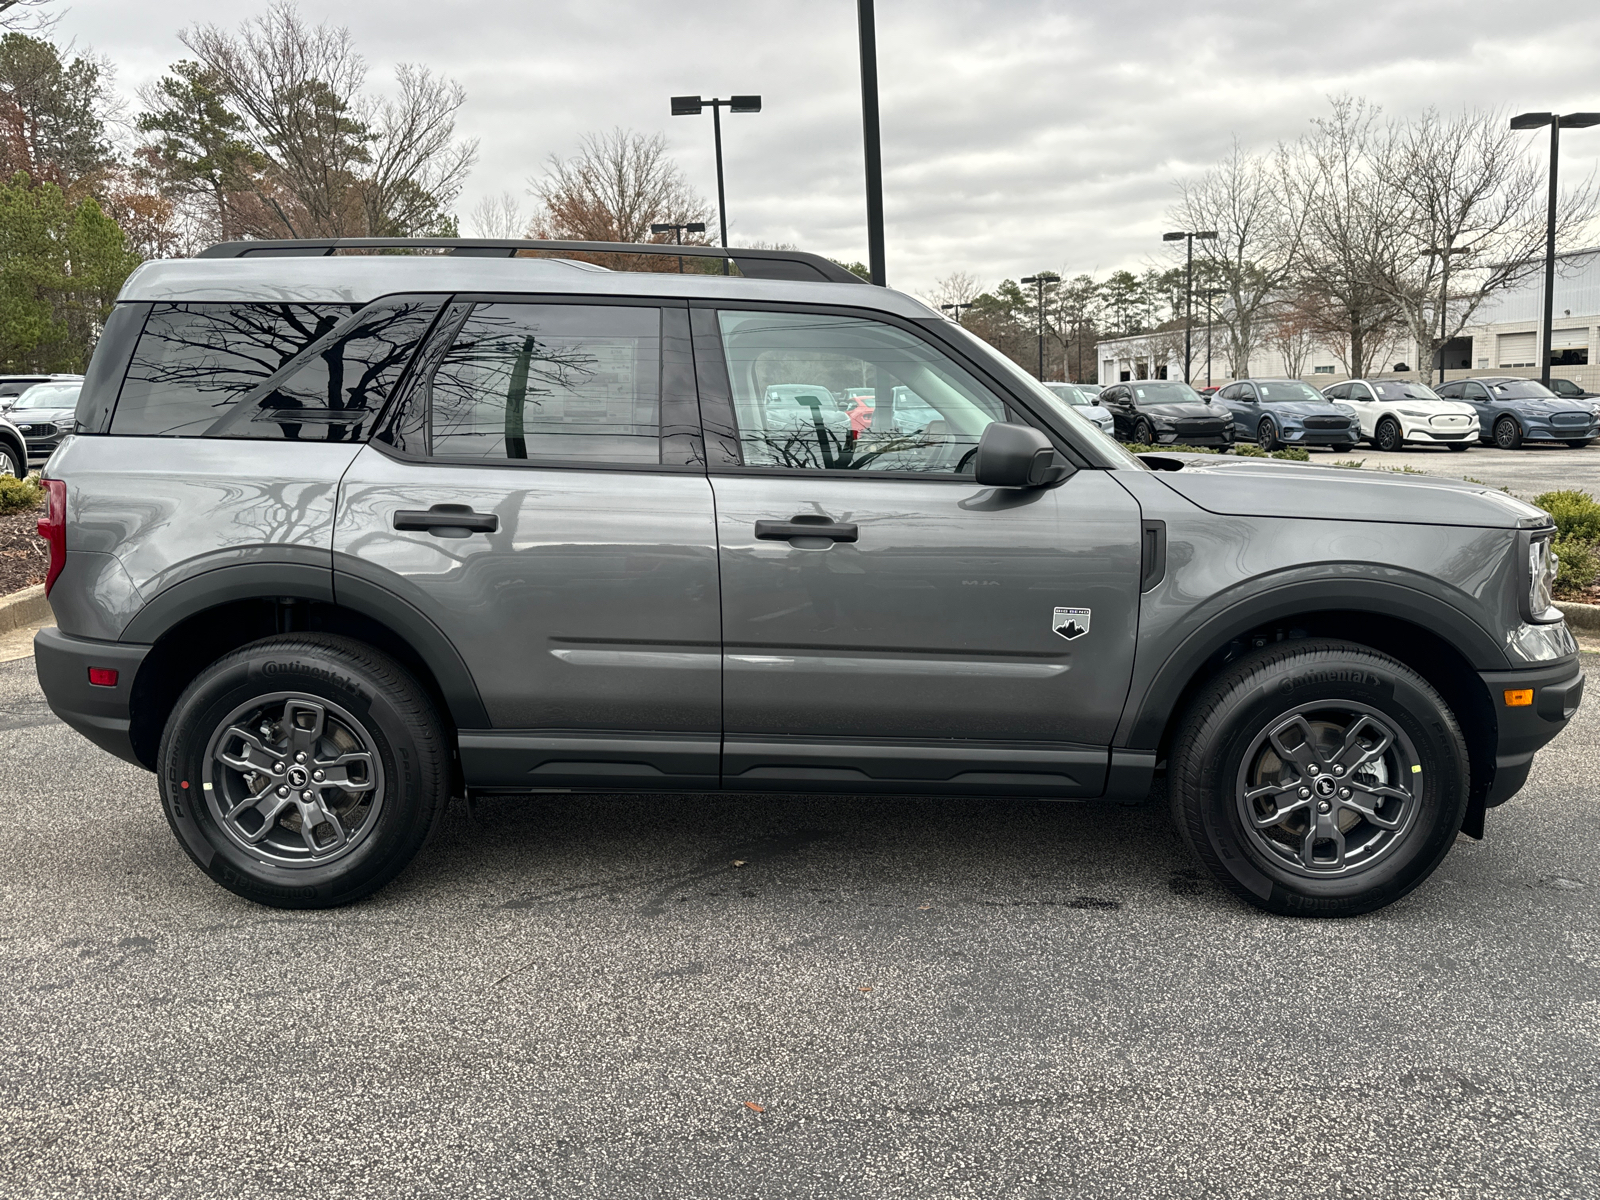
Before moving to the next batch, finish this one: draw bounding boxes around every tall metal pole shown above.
[1205,289,1214,388]
[1183,234,1194,384]
[712,102,730,275]
[1037,278,1046,380]
[1540,120,1560,388]
[857,0,886,286]
[1436,251,1451,384]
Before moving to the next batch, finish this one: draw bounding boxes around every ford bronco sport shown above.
[33,238,1585,916]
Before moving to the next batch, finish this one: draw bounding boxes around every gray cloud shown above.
[56,0,1600,297]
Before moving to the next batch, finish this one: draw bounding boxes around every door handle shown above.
[754,516,858,543]
[393,505,499,537]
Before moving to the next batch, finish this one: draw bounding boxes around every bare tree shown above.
[923,270,981,313]
[467,190,526,239]
[529,128,710,270]
[1261,295,1320,378]
[0,0,57,35]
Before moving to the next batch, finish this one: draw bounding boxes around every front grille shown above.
[1303,416,1349,430]
[1552,412,1588,426]
[20,423,54,436]
[1176,419,1225,434]
[1429,414,1471,428]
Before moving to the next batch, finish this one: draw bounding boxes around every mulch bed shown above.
[0,507,47,595]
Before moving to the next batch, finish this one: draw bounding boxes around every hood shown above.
[1506,398,1590,415]
[1144,454,1549,529]
[1145,402,1225,421]
[7,406,75,425]
[1385,399,1476,416]
[1255,400,1352,419]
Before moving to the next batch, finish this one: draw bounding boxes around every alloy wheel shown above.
[1375,419,1402,451]
[1494,417,1521,449]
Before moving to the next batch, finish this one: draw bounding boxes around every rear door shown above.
[334,298,722,791]
[694,305,1143,797]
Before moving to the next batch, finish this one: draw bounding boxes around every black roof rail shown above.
[195,238,868,285]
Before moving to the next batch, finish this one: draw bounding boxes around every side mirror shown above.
[974,422,1071,489]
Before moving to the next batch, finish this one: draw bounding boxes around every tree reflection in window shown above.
[425,304,661,464]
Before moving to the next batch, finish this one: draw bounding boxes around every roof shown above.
[115,254,938,319]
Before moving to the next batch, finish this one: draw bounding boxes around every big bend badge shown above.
[1052,606,1091,641]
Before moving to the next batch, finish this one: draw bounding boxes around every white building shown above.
[1096,246,1600,391]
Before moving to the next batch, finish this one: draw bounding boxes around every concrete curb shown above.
[0,584,51,635]
[1557,600,1600,633]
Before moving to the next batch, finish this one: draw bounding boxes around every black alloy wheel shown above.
[1493,415,1523,450]
[1257,417,1281,451]
[1373,417,1404,452]
[1134,418,1156,445]
[158,633,450,908]
[1169,639,1469,916]
[1447,443,1469,452]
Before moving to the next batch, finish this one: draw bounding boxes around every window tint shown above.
[1131,381,1203,406]
[13,384,80,409]
[1323,383,1349,400]
[1257,382,1326,403]
[425,304,661,464]
[717,310,1004,474]
[1371,381,1440,400]
[1487,379,1558,399]
[114,303,353,436]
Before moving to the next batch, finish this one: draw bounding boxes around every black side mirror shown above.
[974,422,1071,488]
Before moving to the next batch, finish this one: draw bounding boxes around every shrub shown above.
[1231,444,1267,457]
[0,474,44,515]
[1553,538,1599,594]
[1271,447,1311,462]
[1534,490,1600,543]
[1123,442,1220,454]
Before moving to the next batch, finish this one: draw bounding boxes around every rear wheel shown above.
[157,633,450,909]
[1257,417,1281,451]
[1374,417,1404,452]
[1169,640,1469,917]
[1493,415,1522,449]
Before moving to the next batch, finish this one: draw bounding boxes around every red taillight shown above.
[88,668,118,687]
[38,477,66,596]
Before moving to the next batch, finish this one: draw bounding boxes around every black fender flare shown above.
[1116,576,1508,750]
[0,427,25,474]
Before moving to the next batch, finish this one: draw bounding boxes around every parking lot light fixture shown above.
[650,221,708,272]
[671,95,762,272]
[940,301,975,325]
[1164,231,1217,383]
[1021,273,1061,379]
[1510,111,1600,386]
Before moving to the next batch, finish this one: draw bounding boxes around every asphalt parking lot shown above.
[1299,439,1600,501]
[1,645,1596,1199]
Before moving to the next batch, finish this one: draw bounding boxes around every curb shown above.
[1557,600,1600,633]
[0,584,51,635]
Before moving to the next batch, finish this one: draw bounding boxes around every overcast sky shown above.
[50,0,1600,299]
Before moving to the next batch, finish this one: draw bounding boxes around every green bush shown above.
[1534,490,1600,543]
[1554,538,1599,594]
[1123,442,1220,454]
[1231,443,1267,457]
[1271,447,1311,462]
[0,474,44,515]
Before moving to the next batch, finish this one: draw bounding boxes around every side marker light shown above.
[1504,689,1533,707]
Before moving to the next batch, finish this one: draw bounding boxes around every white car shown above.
[1320,379,1477,452]
[1042,382,1116,436]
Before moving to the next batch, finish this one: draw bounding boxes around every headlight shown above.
[1334,403,1359,419]
[1397,407,1430,418]
[1528,534,1560,621]
[53,418,75,432]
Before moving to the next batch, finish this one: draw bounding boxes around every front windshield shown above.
[1371,381,1440,401]
[1132,381,1203,406]
[13,385,80,409]
[1256,382,1326,403]
[1488,380,1557,400]
[1045,383,1089,406]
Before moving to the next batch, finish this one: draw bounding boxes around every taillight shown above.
[38,477,66,595]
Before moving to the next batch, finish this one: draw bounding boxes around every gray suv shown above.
[33,238,1585,917]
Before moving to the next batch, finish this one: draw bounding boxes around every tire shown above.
[1447,443,1469,452]
[1493,415,1522,450]
[157,633,450,909]
[1565,440,1593,449]
[1134,418,1155,446]
[0,442,21,479]
[1374,417,1404,452]
[1169,639,1469,917]
[1257,417,1280,451]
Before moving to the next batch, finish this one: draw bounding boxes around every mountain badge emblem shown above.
[1052,607,1091,640]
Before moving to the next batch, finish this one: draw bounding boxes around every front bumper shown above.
[1400,425,1474,443]
[1158,430,1235,447]
[1523,419,1598,442]
[34,626,151,768]
[1283,428,1358,445]
[1479,656,1585,806]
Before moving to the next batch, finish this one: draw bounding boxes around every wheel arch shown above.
[0,428,25,476]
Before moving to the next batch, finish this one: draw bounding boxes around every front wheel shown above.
[1493,415,1523,449]
[1133,418,1155,445]
[1373,417,1404,452]
[1169,640,1469,916]
[1257,417,1281,451]
[0,442,22,479]
[157,633,450,909]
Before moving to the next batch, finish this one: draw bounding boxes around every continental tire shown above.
[157,634,449,909]
[1169,640,1469,917]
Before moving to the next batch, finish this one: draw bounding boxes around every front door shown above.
[334,299,722,790]
[695,306,1143,797]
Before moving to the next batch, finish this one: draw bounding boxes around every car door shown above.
[333,298,723,791]
[1461,381,1494,438]
[1100,384,1134,438]
[1337,382,1376,437]
[693,305,1143,797]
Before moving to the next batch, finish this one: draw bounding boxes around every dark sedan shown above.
[1435,376,1597,449]
[5,381,80,463]
[1098,379,1235,447]
[1213,378,1360,451]
[1547,377,1597,401]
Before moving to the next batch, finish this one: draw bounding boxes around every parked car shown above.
[1546,377,1597,401]
[1042,381,1116,436]
[1434,377,1598,449]
[5,380,81,464]
[1320,379,1477,451]
[1212,379,1360,452]
[32,236,1583,920]
[1097,380,1235,447]
[0,410,26,477]
[0,373,81,410]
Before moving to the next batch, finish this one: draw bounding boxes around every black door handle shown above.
[394,505,499,537]
[755,515,858,543]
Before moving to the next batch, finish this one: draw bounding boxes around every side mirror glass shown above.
[973,422,1071,489]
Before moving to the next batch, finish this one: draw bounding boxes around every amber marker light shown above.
[1504,689,1534,707]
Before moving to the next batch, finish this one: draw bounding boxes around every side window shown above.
[716,310,1004,474]
[424,303,661,464]
[1324,383,1349,400]
[1351,384,1374,401]
[113,303,353,436]
[1464,382,1489,400]
[1434,382,1459,398]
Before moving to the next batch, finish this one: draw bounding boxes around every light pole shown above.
[857,0,886,286]
[1021,272,1060,380]
[1163,229,1217,384]
[650,221,708,272]
[1510,110,1600,387]
[940,301,975,325]
[671,95,761,273]
[1198,287,1225,388]
[1420,246,1471,383]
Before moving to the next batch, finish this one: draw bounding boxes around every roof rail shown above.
[195,238,868,285]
